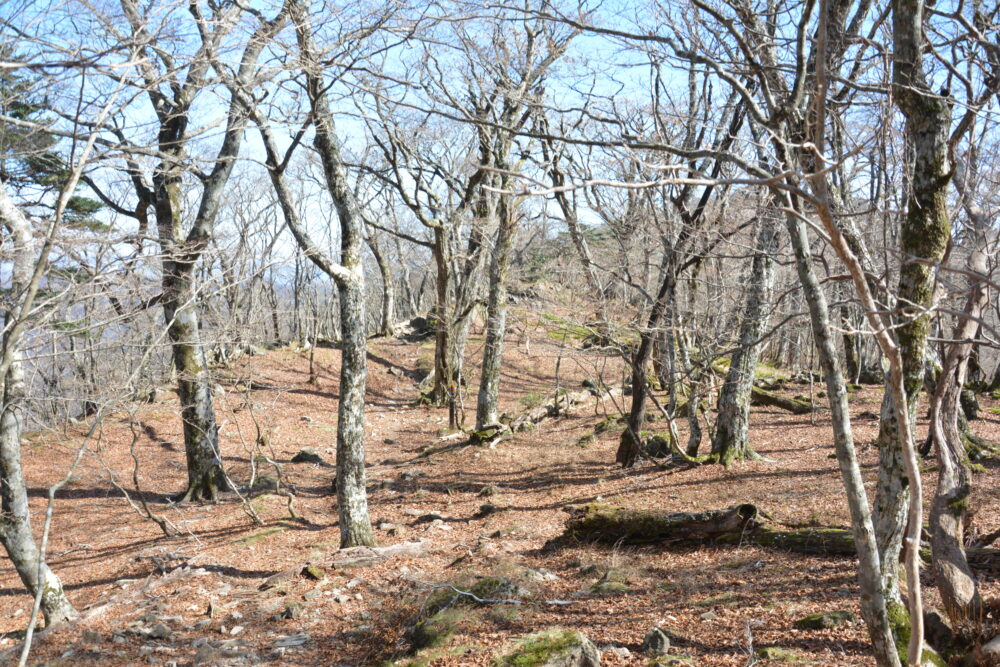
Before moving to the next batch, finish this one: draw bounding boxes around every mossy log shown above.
[749,386,815,415]
[708,362,816,415]
[564,503,762,544]
[563,504,1000,571]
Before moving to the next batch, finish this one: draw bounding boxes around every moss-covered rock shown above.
[494,629,600,667]
[410,608,466,650]
[470,425,509,445]
[646,656,694,666]
[469,576,525,601]
[642,433,672,459]
[600,568,628,583]
[754,646,802,662]
[793,610,855,630]
[594,416,621,435]
[590,581,630,595]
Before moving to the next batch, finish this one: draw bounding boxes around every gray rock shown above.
[291,448,324,464]
[981,634,1000,661]
[642,627,671,655]
[699,611,717,621]
[604,645,630,658]
[275,602,304,620]
[148,623,172,640]
[273,633,310,648]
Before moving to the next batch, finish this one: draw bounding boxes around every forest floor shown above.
[3,309,1000,666]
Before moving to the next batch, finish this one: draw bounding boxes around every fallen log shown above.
[331,539,433,569]
[562,504,1000,571]
[564,503,762,544]
[749,386,815,415]
[508,385,623,432]
[709,362,817,415]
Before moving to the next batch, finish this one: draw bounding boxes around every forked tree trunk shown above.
[711,216,779,466]
[251,0,376,547]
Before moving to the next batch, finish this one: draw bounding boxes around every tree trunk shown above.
[367,233,397,338]
[334,271,375,548]
[285,3,376,547]
[873,0,954,639]
[0,185,77,627]
[475,202,516,431]
[163,271,227,503]
[429,229,458,407]
[617,271,676,468]
[841,303,861,384]
[926,157,990,625]
[0,358,78,627]
[783,205,899,667]
[711,216,780,466]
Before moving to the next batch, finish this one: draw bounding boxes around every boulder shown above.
[642,627,671,655]
[495,629,600,667]
[291,448,323,464]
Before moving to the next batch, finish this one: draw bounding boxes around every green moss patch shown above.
[494,629,598,667]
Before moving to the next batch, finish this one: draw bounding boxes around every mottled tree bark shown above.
[163,267,226,502]
[873,0,954,636]
[926,157,990,624]
[783,205,899,667]
[367,232,397,338]
[475,199,516,431]
[115,0,290,500]
[249,0,375,547]
[333,269,375,548]
[710,216,780,466]
[0,359,78,626]
[0,184,77,626]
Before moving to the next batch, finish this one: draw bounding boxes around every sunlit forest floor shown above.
[3,309,1000,666]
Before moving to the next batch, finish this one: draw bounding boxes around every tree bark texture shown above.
[711,215,780,466]
[0,184,77,626]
